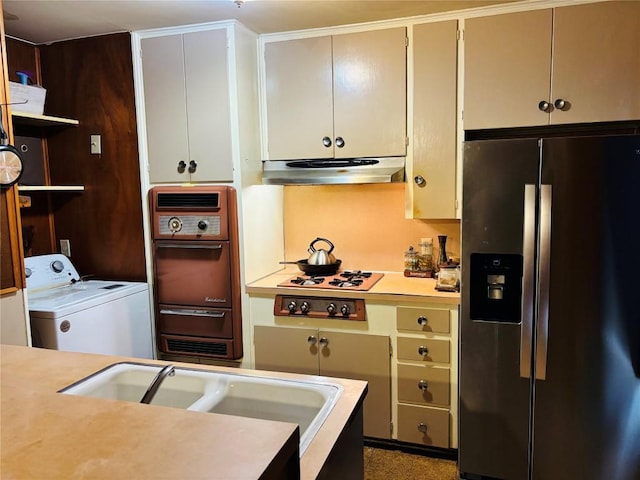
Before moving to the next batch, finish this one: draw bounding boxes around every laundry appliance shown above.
[25,254,153,359]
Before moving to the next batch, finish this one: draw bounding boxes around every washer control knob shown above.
[197,220,208,231]
[340,304,350,316]
[326,303,337,315]
[51,260,64,273]
[287,301,297,314]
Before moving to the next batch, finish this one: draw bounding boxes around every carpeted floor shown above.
[364,447,458,480]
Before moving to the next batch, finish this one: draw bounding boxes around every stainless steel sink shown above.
[60,362,343,454]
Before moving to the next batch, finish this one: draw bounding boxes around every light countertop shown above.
[246,268,460,305]
[0,345,367,480]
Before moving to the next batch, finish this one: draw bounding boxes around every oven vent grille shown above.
[166,338,228,357]
[156,193,220,209]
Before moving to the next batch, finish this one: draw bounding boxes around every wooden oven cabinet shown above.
[395,304,458,449]
[254,325,391,439]
[463,1,640,130]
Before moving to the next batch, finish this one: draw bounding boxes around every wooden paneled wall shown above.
[9,33,146,282]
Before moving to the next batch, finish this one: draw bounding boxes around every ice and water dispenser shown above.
[469,253,523,323]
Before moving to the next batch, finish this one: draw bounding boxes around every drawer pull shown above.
[160,309,225,318]
[418,380,429,391]
[417,422,428,433]
[307,335,317,345]
[417,316,428,326]
[418,346,429,356]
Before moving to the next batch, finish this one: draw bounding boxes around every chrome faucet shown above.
[140,364,175,404]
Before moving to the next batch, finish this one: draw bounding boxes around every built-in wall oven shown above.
[150,186,243,360]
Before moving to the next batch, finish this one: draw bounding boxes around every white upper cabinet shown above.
[141,28,233,183]
[264,27,407,160]
[463,1,640,130]
[409,20,458,219]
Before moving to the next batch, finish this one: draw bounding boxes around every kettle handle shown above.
[308,237,334,254]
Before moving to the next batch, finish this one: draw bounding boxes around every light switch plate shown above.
[60,239,71,257]
[90,134,101,155]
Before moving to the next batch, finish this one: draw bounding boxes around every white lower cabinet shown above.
[395,304,458,449]
[248,295,459,449]
[254,325,392,439]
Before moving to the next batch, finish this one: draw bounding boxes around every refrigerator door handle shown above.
[536,184,552,380]
[520,184,536,378]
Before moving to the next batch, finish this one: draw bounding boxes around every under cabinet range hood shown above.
[261,157,405,185]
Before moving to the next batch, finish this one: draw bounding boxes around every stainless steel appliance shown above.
[274,271,384,321]
[278,271,384,291]
[262,157,405,185]
[459,134,640,480]
[150,186,243,360]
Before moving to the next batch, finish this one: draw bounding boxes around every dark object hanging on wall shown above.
[0,107,24,188]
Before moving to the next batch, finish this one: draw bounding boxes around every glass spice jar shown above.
[404,246,419,271]
[418,237,434,272]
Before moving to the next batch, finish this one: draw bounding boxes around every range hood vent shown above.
[261,157,405,185]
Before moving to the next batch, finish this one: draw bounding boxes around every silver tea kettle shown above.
[307,237,337,265]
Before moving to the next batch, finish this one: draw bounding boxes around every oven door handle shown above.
[156,243,223,250]
[160,309,226,318]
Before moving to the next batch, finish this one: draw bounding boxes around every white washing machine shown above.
[25,254,154,359]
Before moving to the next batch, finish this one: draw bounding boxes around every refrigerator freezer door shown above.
[532,135,640,480]
[460,138,540,480]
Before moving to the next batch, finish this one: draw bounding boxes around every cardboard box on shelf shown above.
[8,81,46,115]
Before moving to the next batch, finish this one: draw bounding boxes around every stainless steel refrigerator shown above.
[459,134,640,480]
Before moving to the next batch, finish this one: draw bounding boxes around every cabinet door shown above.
[411,21,457,219]
[254,325,318,375]
[318,330,391,439]
[333,28,407,159]
[184,29,234,181]
[464,10,552,129]
[265,36,333,160]
[551,1,640,124]
[141,34,190,183]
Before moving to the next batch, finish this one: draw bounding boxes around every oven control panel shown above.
[274,295,366,321]
[158,215,222,237]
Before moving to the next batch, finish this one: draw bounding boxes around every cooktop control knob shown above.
[340,304,350,316]
[51,260,64,273]
[197,220,208,231]
[326,303,337,315]
[287,301,297,314]
[300,301,310,314]
[168,217,182,233]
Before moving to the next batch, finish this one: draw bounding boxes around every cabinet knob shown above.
[335,137,345,148]
[319,337,329,347]
[322,136,332,147]
[417,422,428,433]
[414,175,426,186]
[538,101,551,113]
[188,160,197,173]
[307,335,317,345]
[417,316,428,326]
[554,98,570,111]
[178,160,187,172]
[418,379,429,391]
[418,345,429,357]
